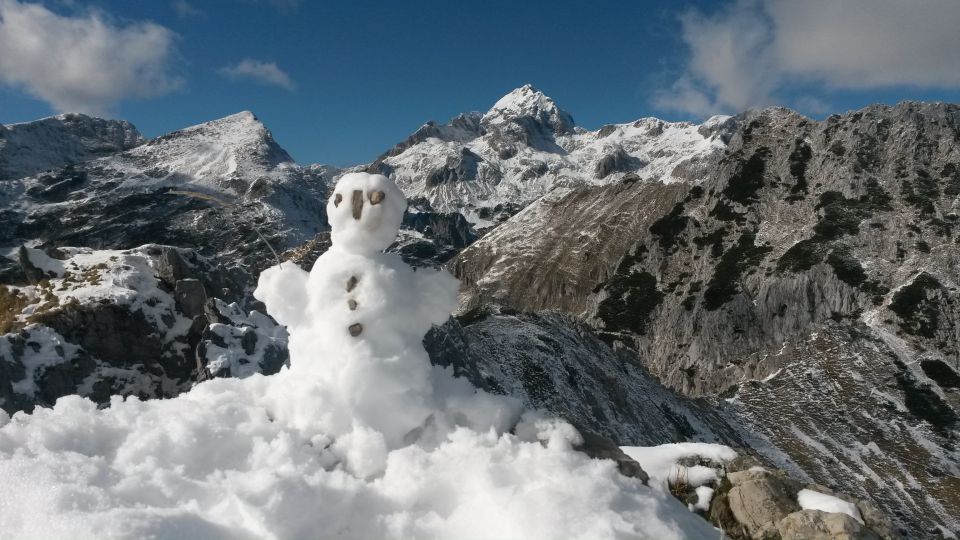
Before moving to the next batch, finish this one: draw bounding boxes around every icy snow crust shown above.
[0,174,717,539]
[797,489,864,524]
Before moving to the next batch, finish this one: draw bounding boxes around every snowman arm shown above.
[253,262,310,329]
[413,267,460,327]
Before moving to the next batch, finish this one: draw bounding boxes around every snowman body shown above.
[256,172,458,447]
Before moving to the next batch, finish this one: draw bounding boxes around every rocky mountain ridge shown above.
[2,88,958,537]
[0,113,143,181]
[451,100,960,536]
[365,84,732,228]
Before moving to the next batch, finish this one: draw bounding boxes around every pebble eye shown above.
[369,191,385,205]
[334,193,342,207]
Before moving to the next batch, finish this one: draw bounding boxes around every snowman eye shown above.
[369,191,385,205]
[334,193,342,207]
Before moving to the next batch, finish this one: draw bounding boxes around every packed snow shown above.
[621,442,738,489]
[0,173,718,539]
[692,486,714,513]
[797,488,864,524]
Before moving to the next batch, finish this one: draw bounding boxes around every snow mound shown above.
[0,174,719,539]
[797,489,864,524]
[621,443,738,489]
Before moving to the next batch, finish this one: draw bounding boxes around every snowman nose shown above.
[351,190,364,220]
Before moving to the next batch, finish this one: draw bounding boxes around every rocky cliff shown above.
[452,101,960,536]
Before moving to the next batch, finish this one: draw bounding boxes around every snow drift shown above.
[0,173,717,539]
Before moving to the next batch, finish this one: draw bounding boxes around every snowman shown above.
[255,172,460,449]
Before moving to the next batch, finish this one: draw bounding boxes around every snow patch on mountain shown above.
[0,113,143,181]
[379,86,732,223]
[106,111,295,196]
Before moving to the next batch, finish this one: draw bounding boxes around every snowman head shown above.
[327,172,407,253]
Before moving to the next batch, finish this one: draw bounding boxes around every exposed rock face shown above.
[424,309,745,446]
[451,102,960,536]
[0,245,272,414]
[454,181,690,314]
[595,146,646,179]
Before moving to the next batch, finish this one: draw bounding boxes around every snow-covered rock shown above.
[0,111,331,283]
[0,244,274,413]
[0,113,143,181]
[373,84,729,226]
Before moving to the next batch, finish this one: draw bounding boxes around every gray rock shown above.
[594,146,645,179]
[728,475,801,539]
[17,246,50,284]
[424,309,746,446]
[175,279,207,318]
[156,248,190,287]
[855,500,901,540]
[777,509,881,540]
[573,428,649,483]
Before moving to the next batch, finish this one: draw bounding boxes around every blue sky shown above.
[2,0,960,166]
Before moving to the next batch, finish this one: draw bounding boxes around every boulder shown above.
[778,509,881,540]
[155,247,190,287]
[728,473,801,539]
[573,428,649,483]
[175,279,207,318]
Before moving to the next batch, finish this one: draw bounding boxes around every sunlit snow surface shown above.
[0,174,717,539]
[797,489,864,524]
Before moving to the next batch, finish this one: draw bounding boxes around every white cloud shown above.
[0,0,181,116]
[220,59,296,91]
[171,0,203,19]
[656,0,960,115]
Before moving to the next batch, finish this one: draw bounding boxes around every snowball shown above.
[797,489,864,524]
[0,173,721,539]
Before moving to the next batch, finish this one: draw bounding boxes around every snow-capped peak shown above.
[155,110,290,161]
[123,111,295,189]
[482,84,575,134]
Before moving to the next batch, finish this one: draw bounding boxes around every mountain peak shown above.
[483,84,575,134]
[179,110,266,138]
[147,110,293,166]
[124,111,295,189]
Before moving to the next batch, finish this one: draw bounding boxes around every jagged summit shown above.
[377,85,727,222]
[482,84,575,134]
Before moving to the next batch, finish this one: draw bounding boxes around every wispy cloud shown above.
[172,0,203,19]
[654,0,960,116]
[220,59,296,91]
[0,0,181,116]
